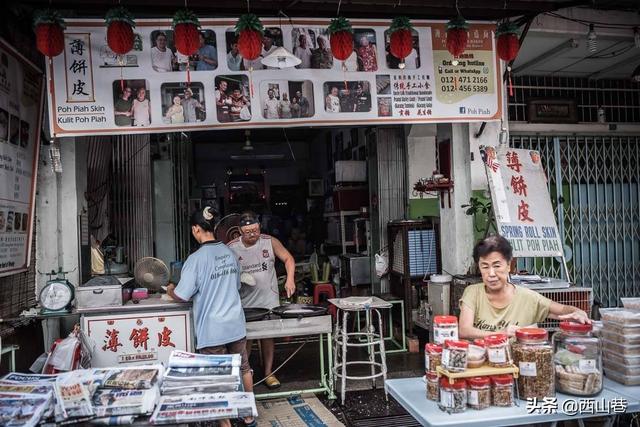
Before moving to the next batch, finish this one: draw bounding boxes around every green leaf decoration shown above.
[446,15,469,31]
[33,9,66,29]
[389,16,413,33]
[495,21,519,37]
[172,9,200,28]
[105,7,136,27]
[235,13,264,35]
[328,16,353,35]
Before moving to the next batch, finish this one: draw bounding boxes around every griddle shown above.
[243,307,270,322]
[271,304,328,319]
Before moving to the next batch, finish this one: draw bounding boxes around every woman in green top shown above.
[459,235,590,339]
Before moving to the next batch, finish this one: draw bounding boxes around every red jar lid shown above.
[560,321,592,333]
[440,377,467,389]
[434,315,458,325]
[516,327,548,341]
[468,376,490,387]
[473,339,486,347]
[426,371,439,381]
[485,334,508,346]
[425,343,443,353]
[444,339,469,350]
[491,375,514,386]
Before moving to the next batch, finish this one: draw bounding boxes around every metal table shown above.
[245,315,334,400]
[385,377,639,427]
[603,378,640,412]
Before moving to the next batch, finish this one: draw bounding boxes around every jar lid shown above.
[516,327,548,341]
[426,371,439,380]
[485,334,508,346]
[559,321,592,333]
[430,274,453,284]
[444,339,469,349]
[491,374,514,386]
[434,315,458,325]
[426,343,443,353]
[473,339,486,347]
[440,377,467,389]
[468,376,490,387]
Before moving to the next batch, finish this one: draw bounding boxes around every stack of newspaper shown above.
[161,351,242,395]
[91,366,162,419]
[150,392,258,425]
[0,373,57,427]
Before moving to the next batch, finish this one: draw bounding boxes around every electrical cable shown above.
[544,12,639,29]
[252,336,310,386]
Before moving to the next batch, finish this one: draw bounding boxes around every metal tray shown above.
[271,304,327,319]
[243,307,271,322]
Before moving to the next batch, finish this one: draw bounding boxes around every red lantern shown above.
[328,17,354,62]
[496,22,520,62]
[105,7,135,55]
[33,9,66,58]
[388,17,414,67]
[235,14,264,61]
[172,9,200,57]
[445,16,469,58]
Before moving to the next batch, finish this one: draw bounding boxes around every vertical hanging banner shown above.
[0,39,43,277]
[45,18,503,137]
[484,147,563,258]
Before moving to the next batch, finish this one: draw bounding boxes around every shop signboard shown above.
[83,310,193,367]
[484,147,563,258]
[46,18,502,137]
[0,39,43,277]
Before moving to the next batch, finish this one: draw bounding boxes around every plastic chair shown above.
[313,282,337,318]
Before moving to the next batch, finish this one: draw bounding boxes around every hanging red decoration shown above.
[328,17,354,62]
[235,14,264,61]
[172,9,200,57]
[105,7,135,55]
[33,9,66,58]
[445,16,469,58]
[388,16,414,68]
[496,22,520,62]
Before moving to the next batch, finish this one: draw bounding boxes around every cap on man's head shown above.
[239,212,259,227]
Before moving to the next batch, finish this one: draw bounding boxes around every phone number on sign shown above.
[440,76,488,84]
[440,85,489,93]
[526,397,628,415]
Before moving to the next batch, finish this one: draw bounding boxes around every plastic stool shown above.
[314,283,337,318]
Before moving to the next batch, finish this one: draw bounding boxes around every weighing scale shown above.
[39,269,75,315]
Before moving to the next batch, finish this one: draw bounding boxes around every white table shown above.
[385,377,639,427]
[603,378,640,412]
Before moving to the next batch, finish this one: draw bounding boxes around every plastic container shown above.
[438,378,467,413]
[599,320,640,336]
[433,315,459,345]
[553,321,603,396]
[485,334,513,368]
[426,371,439,401]
[467,344,486,369]
[512,328,555,400]
[603,350,640,367]
[425,343,443,372]
[600,339,640,357]
[601,329,640,346]
[491,375,514,407]
[467,376,491,410]
[604,367,640,386]
[473,339,486,347]
[599,308,640,326]
[603,359,640,376]
[442,340,469,372]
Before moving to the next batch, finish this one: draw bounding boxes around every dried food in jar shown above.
[442,340,468,372]
[425,343,443,372]
[512,328,555,399]
[426,371,439,401]
[433,315,459,344]
[491,375,514,407]
[438,378,467,413]
[555,365,602,395]
[485,334,513,368]
[467,344,486,369]
[467,376,491,410]
[553,321,603,396]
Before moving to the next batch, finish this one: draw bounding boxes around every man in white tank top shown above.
[228,212,296,389]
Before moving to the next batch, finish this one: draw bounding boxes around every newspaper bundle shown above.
[102,366,162,390]
[161,351,241,395]
[0,393,53,427]
[54,373,95,422]
[150,392,257,425]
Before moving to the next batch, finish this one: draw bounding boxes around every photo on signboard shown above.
[0,211,5,232]
[22,213,29,232]
[323,81,372,113]
[215,75,251,122]
[376,75,391,94]
[224,28,283,71]
[377,97,392,117]
[19,120,29,148]
[291,28,334,69]
[160,82,206,124]
[112,80,151,127]
[0,108,8,142]
[150,30,217,72]
[5,211,13,232]
[353,29,378,72]
[383,28,420,69]
[260,80,314,119]
[13,211,21,233]
[530,150,541,165]
[8,114,19,145]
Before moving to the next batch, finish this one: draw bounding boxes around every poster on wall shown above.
[46,18,503,137]
[0,38,43,277]
[483,147,563,258]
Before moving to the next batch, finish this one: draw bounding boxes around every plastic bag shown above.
[239,106,251,121]
[375,249,389,278]
[47,335,81,372]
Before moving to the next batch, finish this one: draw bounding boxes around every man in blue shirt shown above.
[194,32,218,71]
[167,206,254,427]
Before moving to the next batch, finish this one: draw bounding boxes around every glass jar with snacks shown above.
[442,340,468,372]
[433,315,459,345]
[467,344,486,369]
[512,328,555,399]
[467,376,491,410]
[438,378,467,413]
[426,371,439,401]
[491,375,515,407]
[473,339,485,347]
[553,321,603,396]
[485,334,513,368]
[425,343,443,372]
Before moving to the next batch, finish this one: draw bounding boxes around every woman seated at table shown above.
[459,235,590,339]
